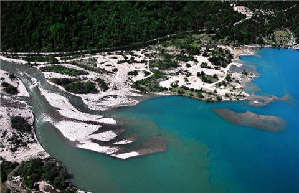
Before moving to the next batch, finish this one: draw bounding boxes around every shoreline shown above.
[0,44,263,160]
[0,44,294,161]
[1,44,296,193]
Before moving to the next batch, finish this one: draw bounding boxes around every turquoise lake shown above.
[8,48,298,193]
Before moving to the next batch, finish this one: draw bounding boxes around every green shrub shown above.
[50,78,98,94]
[50,78,77,86]
[197,71,218,83]
[200,62,209,68]
[16,158,72,191]
[40,65,88,76]
[225,74,232,82]
[143,70,151,76]
[9,73,16,79]
[11,116,32,132]
[133,70,165,93]
[208,48,233,68]
[96,78,109,91]
[128,70,138,76]
[1,160,19,182]
[1,82,18,95]
[64,81,98,94]
[26,55,58,63]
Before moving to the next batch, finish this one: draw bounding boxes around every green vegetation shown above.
[208,48,233,68]
[1,82,18,95]
[2,2,298,53]
[133,70,166,93]
[166,36,201,57]
[197,71,219,83]
[15,158,76,192]
[216,2,299,45]
[143,70,151,77]
[64,81,98,94]
[149,51,179,70]
[11,116,32,132]
[1,2,244,52]
[50,78,98,94]
[200,62,209,68]
[225,74,232,82]
[273,30,293,46]
[170,86,206,99]
[176,53,195,63]
[50,78,77,86]
[95,78,109,92]
[8,73,16,79]
[216,80,228,88]
[149,59,179,70]
[40,65,88,76]
[26,55,58,63]
[70,61,107,74]
[128,70,139,76]
[1,159,19,183]
[2,54,59,64]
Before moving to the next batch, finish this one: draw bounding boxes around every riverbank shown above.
[1,46,299,193]
[0,42,297,162]
[0,70,49,162]
[0,44,269,161]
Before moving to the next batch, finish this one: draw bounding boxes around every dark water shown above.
[1,48,299,193]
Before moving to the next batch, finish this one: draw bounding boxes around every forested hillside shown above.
[1,1,243,52]
[1,1,298,52]
[216,2,299,45]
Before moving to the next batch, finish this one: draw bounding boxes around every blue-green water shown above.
[110,48,299,193]
[4,48,298,193]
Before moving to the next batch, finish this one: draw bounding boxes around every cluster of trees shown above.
[50,78,98,94]
[208,48,233,68]
[40,65,89,76]
[1,159,19,183]
[1,1,244,52]
[16,158,75,192]
[1,82,18,95]
[11,116,32,132]
[150,51,179,70]
[133,70,166,93]
[95,78,109,92]
[64,81,98,94]
[200,62,210,68]
[51,77,111,93]
[128,70,139,76]
[197,71,218,83]
[216,2,299,45]
[150,59,178,70]
[170,85,205,99]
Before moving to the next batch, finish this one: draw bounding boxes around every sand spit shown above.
[213,108,286,132]
[39,87,104,123]
[248,94,290,107]
[38,87,121,155]
[38,86,164,159]
[111,151,140,159]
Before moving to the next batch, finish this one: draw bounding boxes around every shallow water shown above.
[1,48,299,193]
